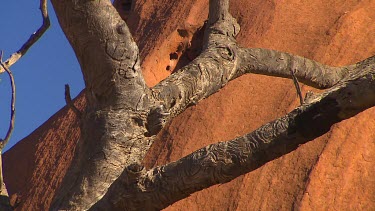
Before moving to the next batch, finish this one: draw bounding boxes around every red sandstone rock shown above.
[4,0,375,210]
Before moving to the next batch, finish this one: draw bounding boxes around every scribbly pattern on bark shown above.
[44,0,375,210]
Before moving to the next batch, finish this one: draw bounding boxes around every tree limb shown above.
[0,1,49,209]
[151,0,240,118]
[0,55,14,210]
[51,0,149,109]
[89,0,375,209]
[0,154,12,211]
[290,68,304,105]
[0,0,50,73]
[150,0,351,122]
[92,56,375,210]
[50,1,156,209]
[0,59,16,149]
[49,0,375,209]
[64,84,82,118]
[236,48,351,89]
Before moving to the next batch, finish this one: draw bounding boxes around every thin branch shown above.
[92,58,375,210]
[64,84,82,118]
[0,0,50,73]
[0,154,12,211]
[290,68,303,105]
[0,60,16,149]
[0,59,15,211]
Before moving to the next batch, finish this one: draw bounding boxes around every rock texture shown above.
[3,0,375,210]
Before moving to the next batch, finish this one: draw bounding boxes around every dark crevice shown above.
[122,0,132,11]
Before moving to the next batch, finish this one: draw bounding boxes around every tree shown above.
[1,0,374,210]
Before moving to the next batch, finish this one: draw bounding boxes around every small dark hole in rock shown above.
[170,52,178,60]
[166,65,171,71]
[177,29,189,37]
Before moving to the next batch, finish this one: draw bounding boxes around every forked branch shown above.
[92,56,375,211]
[0,1,49,209]
[151,0,351,122]
[46,0,374,209]
[151,0,240,118]
[90,0,375,209]
[0,0,50,73]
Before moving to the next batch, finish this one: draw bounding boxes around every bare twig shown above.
[64,84,81,118]
[290,68,304,105]
[0,0,50,73]
[0,59,16,149]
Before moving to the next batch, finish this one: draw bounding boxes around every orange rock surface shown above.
[4,0,375,210]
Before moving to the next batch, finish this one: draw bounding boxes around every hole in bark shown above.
[170,52,179,60]
[166,65,171,71]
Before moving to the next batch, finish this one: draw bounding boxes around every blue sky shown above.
[0,0,84,152]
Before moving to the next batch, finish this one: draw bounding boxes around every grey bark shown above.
[91,56,375,210]
[32,0,374,210]
[50,0,157,209]
[0,154,12,211]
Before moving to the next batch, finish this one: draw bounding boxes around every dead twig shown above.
[290,68,304,105]
[0,53,16,149]
[0,0,50,73]
[64,84,82,118]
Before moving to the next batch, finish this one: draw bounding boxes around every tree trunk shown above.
[3,0,374,210]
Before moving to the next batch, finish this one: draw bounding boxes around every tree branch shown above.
[0,0,50,73]
[151,0,240,118]
[50,1,156,210]
[92,56,375,210]
[0,154,12,211]
[64,84,82,118]
[51,0,149,109]
[151,43,353,121]
[0,54,14,211]
[290,68,304,105]
[0,1,49,208]
[49,0,375,209]
[236,48,351,89]
[0,60,16,149]
[150,0,350,123]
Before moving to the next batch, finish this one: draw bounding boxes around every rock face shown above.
[4,0,375,210]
